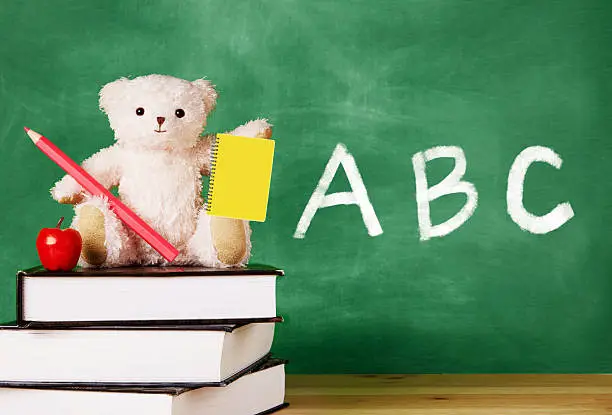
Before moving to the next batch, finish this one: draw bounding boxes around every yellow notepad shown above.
[206,134,275,222]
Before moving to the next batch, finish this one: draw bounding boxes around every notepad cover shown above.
[206,134,275,222]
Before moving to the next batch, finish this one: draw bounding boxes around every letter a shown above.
[293,143,383,239]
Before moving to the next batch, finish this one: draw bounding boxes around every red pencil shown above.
[24,127,179,262]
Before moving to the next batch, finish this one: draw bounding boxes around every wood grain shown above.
[284,375,612,414]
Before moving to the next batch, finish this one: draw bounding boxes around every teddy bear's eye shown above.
[136,107,145,116]
[175,109,185,118]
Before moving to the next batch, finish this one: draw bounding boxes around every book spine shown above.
[206,134,219,213]
[16,274,25,326]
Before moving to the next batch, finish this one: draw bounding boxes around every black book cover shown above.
[0,355,287,392]
[17,264,284,327]
[17,316,284,329]
[256,403,290,415]
[1,321,280,332]
[17,264,285,278]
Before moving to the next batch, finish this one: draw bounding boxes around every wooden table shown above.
[284,375,612,414]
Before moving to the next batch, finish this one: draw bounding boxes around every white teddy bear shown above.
[51,74,272,268]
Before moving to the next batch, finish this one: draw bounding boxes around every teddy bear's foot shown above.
[72,196,147,268]
[76,205,107,266]
[186,210,251,267]
[210,216,250,266]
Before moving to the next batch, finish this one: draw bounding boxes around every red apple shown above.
[36,217,82,271]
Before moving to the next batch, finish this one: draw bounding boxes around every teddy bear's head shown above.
[99,74,217,150]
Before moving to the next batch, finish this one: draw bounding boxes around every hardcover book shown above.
[0,322,275,384]
[0,358,287,415]
[17,265,284,327]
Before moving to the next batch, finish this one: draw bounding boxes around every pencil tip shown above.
[23,127,40,143]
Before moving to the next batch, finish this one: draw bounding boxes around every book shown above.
[0,358,287,415]
[207,134,275,222]
[0,322,274,384]
[17,265,284,326]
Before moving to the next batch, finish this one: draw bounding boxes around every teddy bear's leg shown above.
[71,196,139,267]
[186,209,252,267]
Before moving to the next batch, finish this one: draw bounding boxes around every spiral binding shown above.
[206,134,219,212]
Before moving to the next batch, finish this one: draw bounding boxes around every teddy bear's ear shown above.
[99,77,130,114]
[192,78,218,114]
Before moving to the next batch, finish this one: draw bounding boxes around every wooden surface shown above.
[284,375,612,414]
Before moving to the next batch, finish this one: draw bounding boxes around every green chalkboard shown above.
[2,0,612,373]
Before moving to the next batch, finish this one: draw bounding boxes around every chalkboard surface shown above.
[2,0,612,373]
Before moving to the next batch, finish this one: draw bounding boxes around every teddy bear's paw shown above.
[230,118,273,139]
[257,126,273,139]
[58,193,85,205]
[51,175,84,204]
[251,118,272,138]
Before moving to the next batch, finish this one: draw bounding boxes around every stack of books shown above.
[0,265,288,414]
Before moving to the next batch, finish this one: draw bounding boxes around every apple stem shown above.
[56,217,65,228]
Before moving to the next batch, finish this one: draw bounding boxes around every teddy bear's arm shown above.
[194,119,273,176]
[51,145,122,204]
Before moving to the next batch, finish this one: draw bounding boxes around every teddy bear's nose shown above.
[157,116,166,125]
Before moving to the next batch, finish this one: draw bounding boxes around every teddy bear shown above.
[50,74,272,268]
